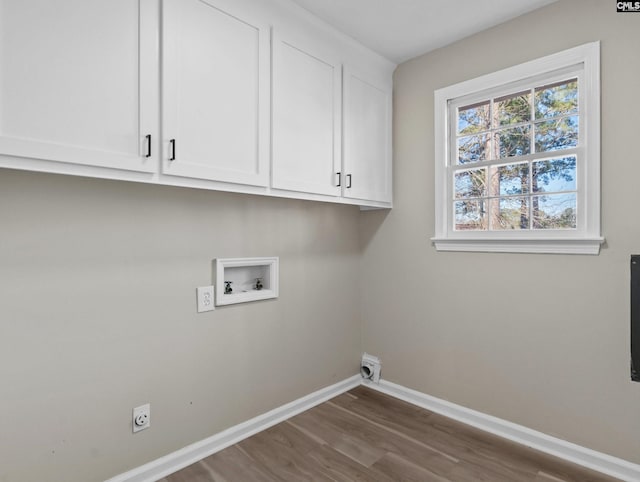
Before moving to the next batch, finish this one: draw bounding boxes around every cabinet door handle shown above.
[346,174,352,188]
[145,134,152,158]
[336,172,341,187]
[169,139,176,161]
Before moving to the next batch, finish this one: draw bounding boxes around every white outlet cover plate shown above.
[133,403,150,433]
[197,286,215,313]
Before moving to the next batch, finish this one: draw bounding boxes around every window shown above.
[433,42,602,254]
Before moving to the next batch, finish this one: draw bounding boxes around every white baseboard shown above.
[364,379,640,482]
[106,374,640,482]
[105,375,361,482]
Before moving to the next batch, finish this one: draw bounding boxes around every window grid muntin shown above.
[455,79,578,165]
[451,155,578,231]
[449,72,581,233]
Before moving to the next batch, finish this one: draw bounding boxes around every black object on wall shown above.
[631,256,640,382]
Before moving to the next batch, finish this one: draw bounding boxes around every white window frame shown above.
[432,42,603,255]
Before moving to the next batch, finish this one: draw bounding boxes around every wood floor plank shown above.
[162,387,621,482]
[288,410,386,467]
[235,422,358,481]
[165,445,279,482]
[330,388,462,460]
[535,471,568,482]
[371,451,451,482]
[338,390,562,481]
[415,412,563,481]
[304,399,460,477]
[326,400,459,463]
[304,444,395,482]
[421,412,613,482]
[162,459,220,482]
[259,420,321,455]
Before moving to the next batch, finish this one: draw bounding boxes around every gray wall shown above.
[0,170,362,482]
[361,0,640,464]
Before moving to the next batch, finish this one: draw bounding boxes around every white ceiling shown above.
[288,0,558,63]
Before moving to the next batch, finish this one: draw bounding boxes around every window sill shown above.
[431,237,604,255]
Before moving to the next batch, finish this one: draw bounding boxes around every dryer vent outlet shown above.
[361,353,381,383]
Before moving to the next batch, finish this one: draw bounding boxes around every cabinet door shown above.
[0,0,157,173]
[162,0,269,186]
[343,67,392,203]
[272,31,341,196]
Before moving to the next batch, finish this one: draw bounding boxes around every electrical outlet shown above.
[197,285,215,313]
[133,403,150,433]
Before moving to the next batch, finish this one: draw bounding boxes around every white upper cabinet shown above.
[161,0,270,186]
[271,30,341,196]
[0,0,157,173]
[342,66,393,203]
[0,0,394,207]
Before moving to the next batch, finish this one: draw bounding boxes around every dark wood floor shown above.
[161,386,619,481]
